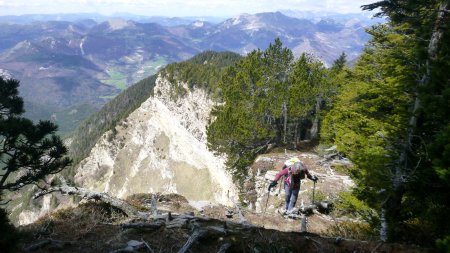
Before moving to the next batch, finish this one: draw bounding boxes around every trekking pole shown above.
[264,188,270,214]
[278,176,283,193]
[312,180,316,205]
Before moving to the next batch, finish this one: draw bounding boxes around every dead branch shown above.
[24,240,51,252]
[217,242,232,253]
[204,226,227,235]
[324,153,339,160]
[167,211,173,221]
[305,236,325,253]
[142,240,155,253]
[34,184,148,219]
[24,239,76,252]
[121,220,165,230]
[166,217,189,229]
[151,194,158,216]
[371,241,384,253]
[300,216,307,232]
[177,229,206,253]
[34,219,54,239]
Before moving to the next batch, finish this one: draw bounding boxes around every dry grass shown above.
[17,195,433,253]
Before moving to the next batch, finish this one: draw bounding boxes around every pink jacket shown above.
[274,166,314,189]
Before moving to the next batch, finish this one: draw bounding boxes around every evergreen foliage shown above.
[161,51,242,99]
[207,39,339,184]
[0,77,71,191]
[322,1,450,246]
[0,77,71,250]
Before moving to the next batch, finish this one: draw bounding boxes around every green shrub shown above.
[334,192,377,222]
[436,235,450,253]
[324,220,377,241]
[312,190,327,202]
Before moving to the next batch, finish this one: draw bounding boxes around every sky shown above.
[0,0,376,17]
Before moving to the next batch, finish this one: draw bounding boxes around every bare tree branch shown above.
[34,183,148,219]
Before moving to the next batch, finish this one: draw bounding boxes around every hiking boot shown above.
[278,208,287,215]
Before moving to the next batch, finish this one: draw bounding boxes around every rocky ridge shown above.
[74,75,236,206]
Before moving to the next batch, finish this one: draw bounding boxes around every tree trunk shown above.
[293,120,299,149]
[283,102,287,144]
[379,208,388,241]
[310,97,322,140]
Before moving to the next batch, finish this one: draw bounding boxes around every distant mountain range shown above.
[0,11,377,134]
[0,13,228,26]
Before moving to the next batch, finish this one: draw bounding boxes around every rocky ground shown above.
[15,149,436,252]
[17,194,432,253]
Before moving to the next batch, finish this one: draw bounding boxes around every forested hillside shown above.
[205,1,450,249]
[161,51,242,99]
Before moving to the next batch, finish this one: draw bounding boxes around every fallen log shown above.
[284,201,334,219]
[217,242,232,253]
[34,184,149,219]
[121,220,165,230]
[177,229,206,253]
[166,218,189,229]
[24,239,76,252]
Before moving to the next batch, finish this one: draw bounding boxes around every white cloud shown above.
[0,0,376,16]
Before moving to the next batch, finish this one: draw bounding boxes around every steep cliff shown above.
[74,76,236,204]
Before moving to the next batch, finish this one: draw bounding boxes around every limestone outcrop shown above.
[74,75,236,205]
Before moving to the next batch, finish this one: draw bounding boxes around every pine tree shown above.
[208,39,334,183]
[322,1,450,245]
[0,77,71,192]
[362,0,450,244]
[331,52,347,72]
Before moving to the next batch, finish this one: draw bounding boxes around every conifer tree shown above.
[362,0,450,244]
[0,77,71,192]
[322,1,450,245]
[208,39,335,182]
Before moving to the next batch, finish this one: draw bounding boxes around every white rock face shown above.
[75,75,236,205]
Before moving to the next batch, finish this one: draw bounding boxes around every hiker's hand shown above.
[312,175,318,182]
[268,181,277,191]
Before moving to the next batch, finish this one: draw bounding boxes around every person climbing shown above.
[268,158,318,214]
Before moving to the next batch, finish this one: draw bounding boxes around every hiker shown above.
[268,158,318,214]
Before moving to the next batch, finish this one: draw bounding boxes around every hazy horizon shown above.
[0,0,376,17]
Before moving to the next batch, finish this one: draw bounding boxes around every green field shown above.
[102,68,127,90]
[132,57,168,82]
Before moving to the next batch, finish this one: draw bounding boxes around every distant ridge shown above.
[0,11,372,134]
